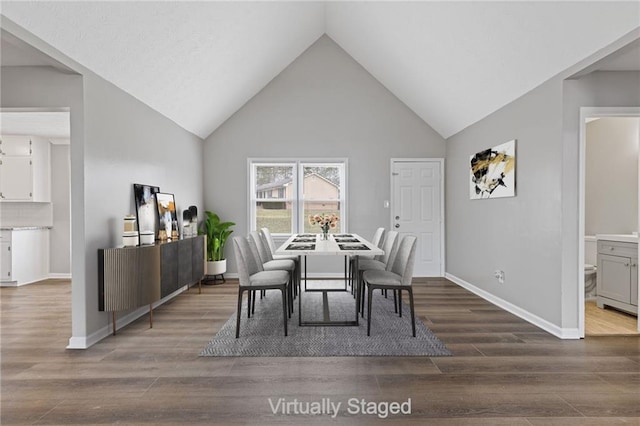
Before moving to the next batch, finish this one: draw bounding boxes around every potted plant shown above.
[201,211,235,276]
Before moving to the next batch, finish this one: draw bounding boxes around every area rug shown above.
[200,282,451,357]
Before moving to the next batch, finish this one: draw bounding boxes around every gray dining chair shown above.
[232,236,289,338]
[249,231,296,316]
[362,235,417,337]
[357,230,399,316]
[348,227,385,293]
[261,227,300,297]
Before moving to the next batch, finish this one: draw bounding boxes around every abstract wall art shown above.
[133,183,160,237]
[470,139,516,199]
[155,192,178,240]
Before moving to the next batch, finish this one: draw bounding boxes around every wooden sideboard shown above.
[98,235,205,334]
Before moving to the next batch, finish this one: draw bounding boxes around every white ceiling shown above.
[1,1,639,140]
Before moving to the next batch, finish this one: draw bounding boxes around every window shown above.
[249,160,347,235]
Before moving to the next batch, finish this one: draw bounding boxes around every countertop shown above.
[0,226,52,231]
[596,234,638,244]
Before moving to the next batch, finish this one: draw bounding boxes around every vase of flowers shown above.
[309,213,339,240]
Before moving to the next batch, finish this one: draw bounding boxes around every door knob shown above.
[395,216,400,220]
[395,224,400,228]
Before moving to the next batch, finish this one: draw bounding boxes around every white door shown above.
[391,159,443,277]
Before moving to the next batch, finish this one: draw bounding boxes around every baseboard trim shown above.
[66,336,89,349]
[0,276,49,286]
[49,273,72,279]
[445,273,580,340]
[1,274,70,286]
[67,285,191,350]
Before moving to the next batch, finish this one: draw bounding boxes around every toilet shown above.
[584,236,598,300]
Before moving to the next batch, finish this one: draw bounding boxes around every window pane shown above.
[256,201,293,234]
[255,165,294,200]
[304,201,341,234]
[302,166,340,200]
[251,160,345,234]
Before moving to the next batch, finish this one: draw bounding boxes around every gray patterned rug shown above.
[200,282,451,357]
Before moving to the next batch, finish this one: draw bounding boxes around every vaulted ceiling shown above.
[2,1,639,140]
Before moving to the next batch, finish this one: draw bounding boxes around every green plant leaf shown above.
[202,210,235,261]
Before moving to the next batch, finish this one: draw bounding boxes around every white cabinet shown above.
[0,229,50,286]
[0,135,32,156]
[596,239,638,315]
[0,135,50,202]
[0,231,11,281]
[0,156,33,200]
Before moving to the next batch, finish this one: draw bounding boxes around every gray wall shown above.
[446,78,565,325]
[50,144,71,275]
[2,54,204,345]
[82,72,204,339]
[447,68,640,333]
[204,35,446,273]
[585,117,639,235]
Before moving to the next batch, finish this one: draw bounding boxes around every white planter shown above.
[207,259,227,276]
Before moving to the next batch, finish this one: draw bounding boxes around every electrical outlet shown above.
[494,270,505,284]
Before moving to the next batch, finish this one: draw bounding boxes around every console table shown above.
[98,235,205,334]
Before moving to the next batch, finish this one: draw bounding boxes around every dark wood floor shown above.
[1,278,638,425]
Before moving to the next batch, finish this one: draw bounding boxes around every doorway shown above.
[579,107,640,337]
[0,108,72,282]
[390,159,444,277]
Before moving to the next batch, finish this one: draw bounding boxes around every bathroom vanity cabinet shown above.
[596,237,638,316]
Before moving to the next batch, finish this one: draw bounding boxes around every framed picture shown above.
[470,139,516,199]
[155,192,178,239]
[133,183,160,237]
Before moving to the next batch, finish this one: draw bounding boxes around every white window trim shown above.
[248,158,349,236]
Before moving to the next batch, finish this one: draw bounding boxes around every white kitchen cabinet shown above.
[0,156,33,200]
[0,135,32,156]
[596,239,638,315]
[0,135,50,202]
[0,231,11,281]
[0,229,50,286]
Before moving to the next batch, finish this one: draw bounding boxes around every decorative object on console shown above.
[189,205,198,229]
[201,210,235,280]
[309,213,339,240]
[140,231,154,245]
[123,215,136,233]
[122,232,138,247]
[182,209,193,237]
[470,139,516,199]
[155,192,178,241]
[133,183,159,239]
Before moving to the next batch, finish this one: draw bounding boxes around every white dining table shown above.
[275,233,384,327]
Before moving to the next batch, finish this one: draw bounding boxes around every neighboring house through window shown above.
[249,159,347,235]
